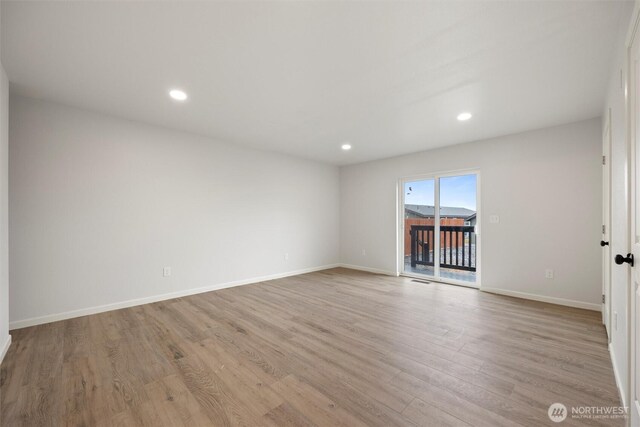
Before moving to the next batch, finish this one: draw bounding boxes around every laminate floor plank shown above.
[0,268,623,426]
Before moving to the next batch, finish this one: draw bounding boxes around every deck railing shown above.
[410,225,476,271]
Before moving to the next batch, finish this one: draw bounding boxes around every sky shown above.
[404,174,476,211]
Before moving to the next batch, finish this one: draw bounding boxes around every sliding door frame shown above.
[397,168,481,289]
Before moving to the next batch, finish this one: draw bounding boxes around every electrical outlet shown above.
[362,249,366,256]
[284,253,289,261]
[163,267,171,277]
[545,269,554,279]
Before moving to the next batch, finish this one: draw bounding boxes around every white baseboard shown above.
[9,263,340,330]
[338,263,399,277]
[609,343,627,408]
[480,287,601,311]
[0,334,11,365]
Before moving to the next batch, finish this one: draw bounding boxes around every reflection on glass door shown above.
[403,173,478,285]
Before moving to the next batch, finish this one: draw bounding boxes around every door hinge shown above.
[603,155,606,165]
[602,294,606,304]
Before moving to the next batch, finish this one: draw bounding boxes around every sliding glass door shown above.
[438,174,477,283]
[402,172,478,286]
[403,178,436,278]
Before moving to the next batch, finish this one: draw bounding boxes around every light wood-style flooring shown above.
[0,268,622,426]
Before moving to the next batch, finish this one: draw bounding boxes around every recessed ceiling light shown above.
[169,89,188,101]
[341,143,352,151]
[457,112,472,121]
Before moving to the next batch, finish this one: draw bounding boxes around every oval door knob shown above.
[615,253,634,267]
[601,240,610,247]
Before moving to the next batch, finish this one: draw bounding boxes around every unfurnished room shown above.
[1,1,639,426]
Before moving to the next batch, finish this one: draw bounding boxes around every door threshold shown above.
[401,273,479,289]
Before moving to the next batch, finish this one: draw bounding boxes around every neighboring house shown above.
[404,204,475,220]
[464,213,477,227]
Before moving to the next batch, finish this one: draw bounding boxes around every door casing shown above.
[603,108,612,340]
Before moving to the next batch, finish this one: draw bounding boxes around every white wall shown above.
[9,95,339,328]
[0,69,7,359]
[0,1,10,363]
[340,118,602,309]
[602,2,635,408]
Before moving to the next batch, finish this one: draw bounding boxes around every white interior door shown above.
[629,9,640,423]
[603,110,612,338]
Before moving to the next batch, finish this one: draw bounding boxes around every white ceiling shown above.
[1,1,631,165]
